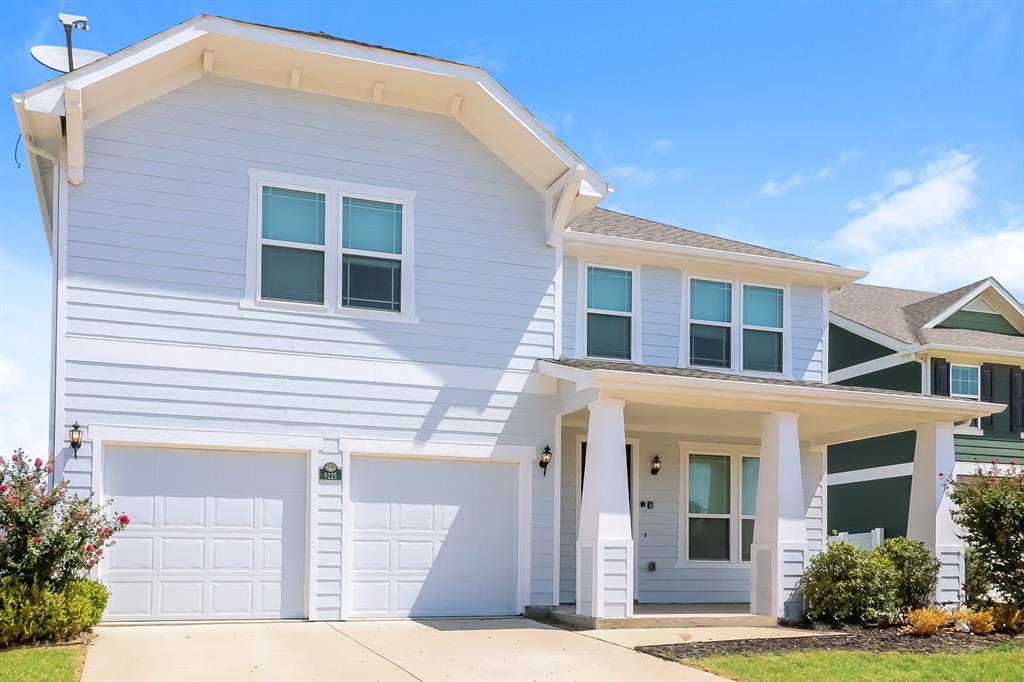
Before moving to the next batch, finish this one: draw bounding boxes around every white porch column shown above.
[750,411,809,622]
[576,397,633,618]
[908,422,963,606]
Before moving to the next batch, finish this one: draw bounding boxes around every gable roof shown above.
[567,208,832,265]
[830,279,1024,355]
[13,14,608,236]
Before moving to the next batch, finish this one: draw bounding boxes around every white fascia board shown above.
[18,15,608,204]
[580,366,1002,419]
[562,231,867,285]
[536,360,594,388]
[11,96,54,245]
[828,312,911,351]
[911,343,1024,363]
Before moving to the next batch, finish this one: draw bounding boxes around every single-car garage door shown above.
[102,446,306,621]
[349,456,519,618]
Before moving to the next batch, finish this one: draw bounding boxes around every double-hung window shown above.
[586,266,634,360]
[742,285,784,373]
[250,171,415,321]
[950,364,981,428]
[689,279,732,368]
[259,186,327,304]
[684,450,759,563]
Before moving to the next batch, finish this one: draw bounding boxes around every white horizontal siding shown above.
[791,284,826,382]
[562,256,578,358]
[640,266,681,367]
[62,76,558,615]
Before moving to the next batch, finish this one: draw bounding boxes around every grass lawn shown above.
[0,645,83,682]
[689,640,1024,682]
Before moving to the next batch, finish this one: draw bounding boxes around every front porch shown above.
[541,359,1001,624]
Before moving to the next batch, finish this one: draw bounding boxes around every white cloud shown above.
[758,173,809,197]
[823,150,1024,298]
[455,40,510,72]
[539,111,574,133]
[603,165,690,186]
[757,149,860,198]
[832,151,979,254]
[647,138,675,155]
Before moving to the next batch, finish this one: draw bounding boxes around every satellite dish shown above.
[31,45,106,73]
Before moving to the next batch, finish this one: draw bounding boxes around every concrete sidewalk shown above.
[82,618,725,681]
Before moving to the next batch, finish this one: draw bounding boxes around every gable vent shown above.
[962,297,999,314]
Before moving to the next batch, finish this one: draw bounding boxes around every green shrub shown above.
[0,576,108,646]
[949,463,1024,606]
[872,537,940,609]
[964,546,994,607]
[803,541,900,624]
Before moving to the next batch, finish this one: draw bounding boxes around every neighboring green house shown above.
[827,278,1024,539]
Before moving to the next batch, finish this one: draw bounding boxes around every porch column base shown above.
[750,541,809,622]
[576,538,634,618]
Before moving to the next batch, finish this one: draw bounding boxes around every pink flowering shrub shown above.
[0,448,130,588]
[948,461,1024,606]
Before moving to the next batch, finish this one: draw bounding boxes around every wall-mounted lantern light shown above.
[539,445,552,476]
[650,455,662,476]
[69,422,84,458]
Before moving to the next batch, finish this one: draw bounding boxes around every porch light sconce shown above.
[539,445,552,476]
[650,455,662,476]
[68,422,84,458]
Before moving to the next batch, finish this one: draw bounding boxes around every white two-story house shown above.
[14,15,999,625]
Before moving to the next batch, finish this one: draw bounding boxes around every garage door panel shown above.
[102,446,305,621]
[349,456,518,618]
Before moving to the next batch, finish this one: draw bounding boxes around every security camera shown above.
[58,13,89,31]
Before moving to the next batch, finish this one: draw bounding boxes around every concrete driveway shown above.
[81,618,723,681]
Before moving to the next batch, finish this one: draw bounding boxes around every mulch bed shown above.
[638,625,1021,661]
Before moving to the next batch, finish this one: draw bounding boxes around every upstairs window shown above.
[690,279,732,368]
[951,364,981,428]
[247,171,416,322]
[586,266,633,360]
[341,198,403,311]
[742,285,784,373]
[260,187,327,304]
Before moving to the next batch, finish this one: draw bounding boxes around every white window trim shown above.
[579,262,641,363]
[681,276,792,378]
[676,441,760,567]
[243,169,418,323]
[740,281,789,377]
[685,275,736,370]
[950,363,982,431]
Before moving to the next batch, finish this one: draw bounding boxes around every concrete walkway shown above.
[82,618,725,681]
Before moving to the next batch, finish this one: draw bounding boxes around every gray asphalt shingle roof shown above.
[567,208,833,265]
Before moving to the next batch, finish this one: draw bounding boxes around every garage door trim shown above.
[88,425,323,621]
[340,443,535,620]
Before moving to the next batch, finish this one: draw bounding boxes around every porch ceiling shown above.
[542,359,1004,447]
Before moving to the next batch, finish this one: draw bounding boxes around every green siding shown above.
[955,434,1024,464]
[940,310,1021,336]
[827,476,911,538]
[836,361,922,392]
[829,323,896,371]
[828,431,916,473]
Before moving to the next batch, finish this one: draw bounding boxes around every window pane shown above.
[261,245,324,304]
[342,197,402,254]
[690,324,731,368]
[691,279,731,323]
[741,457,759,516]
[262,186,325,245]
[741,519,755,562]
[587,313,631,359]
[951,366,979,396]
[342,255,401,311]
[587,267,632,312]
[743,329,783,373]
[743,285,783,328]
[688,454,730,514]
[689,518,730,561]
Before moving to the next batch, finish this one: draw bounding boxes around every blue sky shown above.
[1,0,1022,456]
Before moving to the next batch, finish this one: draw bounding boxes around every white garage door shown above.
[102,446,306,621]
[349,456,519,618]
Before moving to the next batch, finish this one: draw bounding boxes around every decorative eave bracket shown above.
[545,163,586,244]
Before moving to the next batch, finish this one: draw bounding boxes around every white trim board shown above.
[827,462,914,486]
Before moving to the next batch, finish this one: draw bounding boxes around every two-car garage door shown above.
[102,447,520,621]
